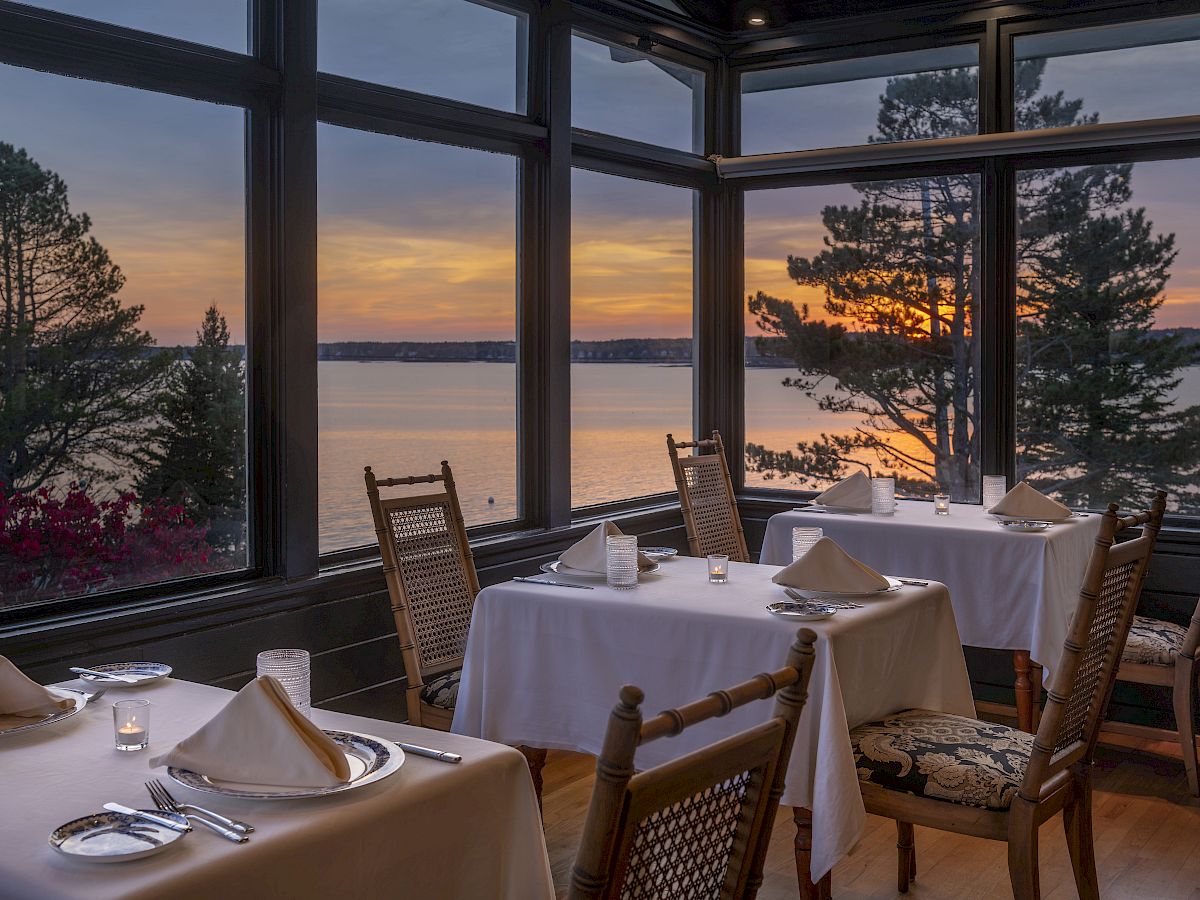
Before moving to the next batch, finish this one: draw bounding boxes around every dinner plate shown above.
[990,512,1075,524]
[641,546,679,561]
[766,601,836,621]
[0,688,89,738]
[49,810,188,862]
[999,520,1052,533]
[539,560,661,580]
[167,730,404,800]
[782,576,904,600]
[74,662,173,685]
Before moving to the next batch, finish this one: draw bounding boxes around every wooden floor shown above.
[542,744,1200,899]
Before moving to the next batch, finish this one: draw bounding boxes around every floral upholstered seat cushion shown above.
[850,709,1034,811]
[419,669,461,710]
[1122,615,1187,667]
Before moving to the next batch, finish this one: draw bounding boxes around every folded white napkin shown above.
[0,655,73,718]
[772,537,890,593]
[812,471,872,510]
[150,676,351,788]
[988,481,1071,520]
[559,521,655,573]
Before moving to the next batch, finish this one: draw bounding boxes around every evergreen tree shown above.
[139,304,245,547]
[0,142,169,489]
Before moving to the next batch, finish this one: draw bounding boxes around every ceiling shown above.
[638,0,944,34]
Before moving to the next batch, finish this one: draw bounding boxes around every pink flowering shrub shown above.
[0,482,216,606]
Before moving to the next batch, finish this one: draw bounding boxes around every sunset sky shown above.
[0,2,1196,347]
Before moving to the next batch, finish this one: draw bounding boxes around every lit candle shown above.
[707,554,729,584]
[113,699,150,751]
[934,493,950,515]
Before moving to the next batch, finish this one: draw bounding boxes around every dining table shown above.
[452,554,976,894]
[0,677,553,900]
[760,499,1104,731]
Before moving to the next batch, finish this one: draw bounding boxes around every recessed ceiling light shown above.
[746,11,768,26]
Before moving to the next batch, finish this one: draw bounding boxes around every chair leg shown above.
[518,745,547,812]
[1007,801,1041,900]
[1174,658,1199,796]
[792,807,833,900]
[1063,774,1099,900]
[896,821,915,893]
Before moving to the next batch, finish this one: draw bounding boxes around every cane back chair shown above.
[568,628,818,900]
[849,491,1166,899]
[667,430,750,563]
[364,461,479,731]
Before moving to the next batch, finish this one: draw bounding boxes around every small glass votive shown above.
[708,554,729,583]
[792,527,823,561]
[257,649,312,717]
[605,535,639,591]
[113,699,150,751]
[871,476,896,516]
[982,475,1007,511]
[934,494,950,515]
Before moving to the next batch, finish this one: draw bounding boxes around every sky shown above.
[1,1,1198,346]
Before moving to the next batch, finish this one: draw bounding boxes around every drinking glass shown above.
[934,494,950,515]
[113,699,150,751]
[257,649,312,717]
[791,527,823,561]
[707,554,729,584]
[606,535,639,590]
[982,475,1007,510]
[870,476,895,516]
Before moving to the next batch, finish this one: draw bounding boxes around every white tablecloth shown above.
[0,678,552,900]
[761,500,1103,676]
[452,556,974,880]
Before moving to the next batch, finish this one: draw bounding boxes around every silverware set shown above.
[782,588,863,610]
[145,779,250,843]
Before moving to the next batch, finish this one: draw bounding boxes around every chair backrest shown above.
[568,628,817,900]
[667,430,750,563]
[364,461,480,694]
[1180,596,1200,663]
[1021,491,1167,798]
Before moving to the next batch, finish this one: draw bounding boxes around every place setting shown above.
[986,480,1081,531]
[765,537,904,621]
[523,520,661,590]
[0,655,107,739]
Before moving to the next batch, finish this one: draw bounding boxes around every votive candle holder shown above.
[113,699,150,752]
[934,494,950,515]
[708,554,729,584]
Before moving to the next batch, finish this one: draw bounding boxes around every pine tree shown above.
[139,305,245,547]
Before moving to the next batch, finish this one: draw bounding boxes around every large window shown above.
[570,169,695,508]
[17,0,248,51]
[317,127,518,553]
[744,173,981,502]
[1017,158,1200,514]
[740,45,979,155]
[0,64,248,610]
[319,0,528,113]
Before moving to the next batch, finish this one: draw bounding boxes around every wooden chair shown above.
[1113,596,1200,795]
[848,491,1166,899]
[569,628,818,900]
[364,461,479,732]
[667,430,750,563]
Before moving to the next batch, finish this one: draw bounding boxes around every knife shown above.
[397,741,463,764]
[70,667,144,683]
[103,803,191,833]
[512,576,595,590]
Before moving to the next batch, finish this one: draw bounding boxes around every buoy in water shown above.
[487,496,495,504]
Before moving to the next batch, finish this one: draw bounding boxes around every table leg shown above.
[793,807,833,899]
[1014,650,1034,733]
[518,745,547,813]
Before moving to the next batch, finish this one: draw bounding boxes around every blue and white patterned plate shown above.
[167,730,404,800]
[50,810,188,862]
[0,688,89,738]
[75,662,173,685]
[641,547,679,561]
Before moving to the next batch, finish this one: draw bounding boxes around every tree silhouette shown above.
[746,61,1200,509]
[0,142,169,490]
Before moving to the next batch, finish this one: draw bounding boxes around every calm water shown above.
[317,361,1200,551]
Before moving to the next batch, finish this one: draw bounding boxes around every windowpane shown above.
[317,127,518,553]
[1015,16,1200,130]
[319,0,527,113]
[1016,159,1200,514]
[571,33,704,152]
[744,174,981,501]
[741,45,978,155]
[571,170,694,508]
[0,64,248,610]
[17,0,247,51]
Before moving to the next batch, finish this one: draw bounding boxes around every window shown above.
[317,126,518,553]
[0,64,248,610]
[744,173,981,502]
[570,169,695,508]
[319,0,528,113]
[20,0,248,51]
[571,32,704,152]
[740,45,979,155]
[1014,15,1200,130]
[1016,158,1200,514]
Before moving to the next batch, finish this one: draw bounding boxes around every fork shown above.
[146,780,251,842]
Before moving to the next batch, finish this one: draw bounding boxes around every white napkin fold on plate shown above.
[149,676,351,788]
[559,521,655,574]
[812,471,872,510]
[771,537,890,593]
[0,655,74,718]
[988,481,1071,520]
